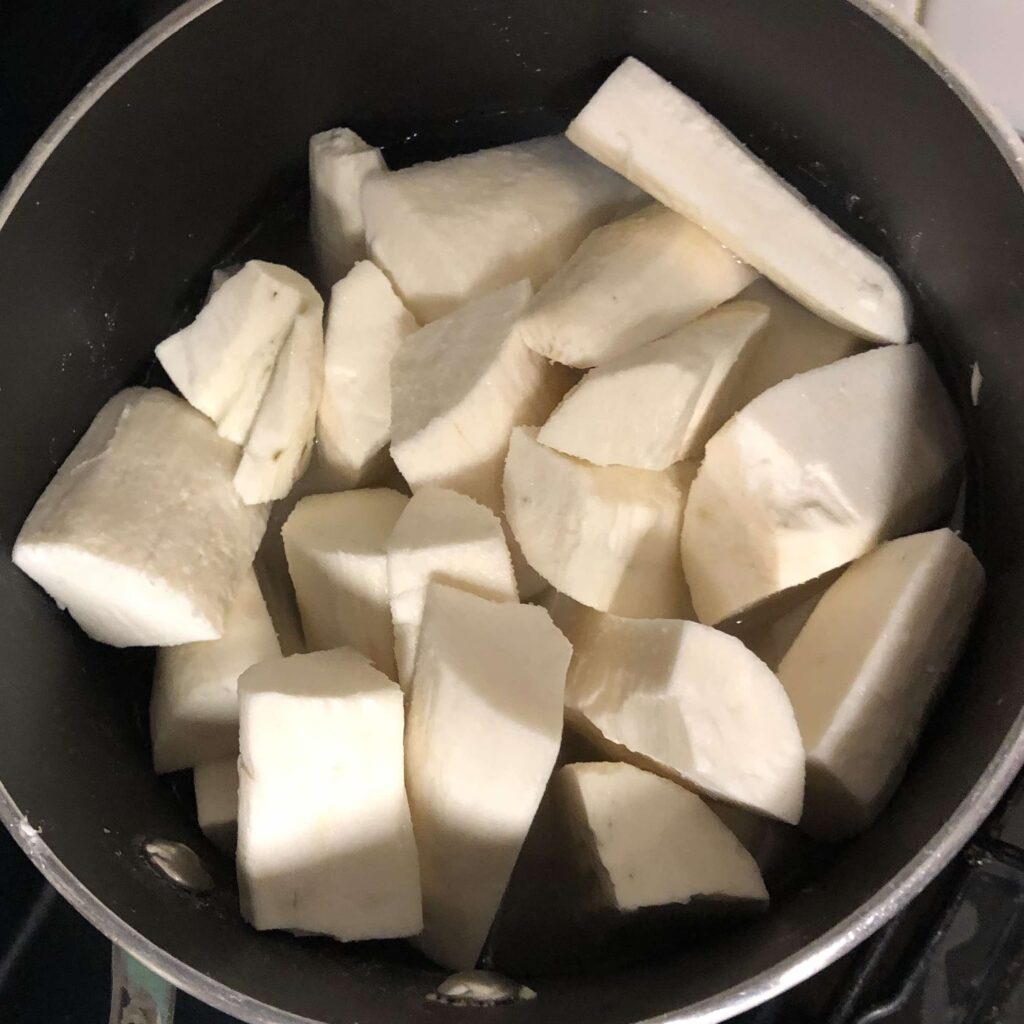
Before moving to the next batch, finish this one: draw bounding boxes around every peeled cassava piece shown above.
[566,57,910,344]
[386,488,517,691]
[150,569,280,774]
[317,261,419,489]
[249,450,365,660]
[681,344,965,625]
[564,612,805,824]
[237,648,422,941]
[487,756,767,974]
[233,282,326,505]
[562,762,768,911]
[405,583,572,970]
[194,756,239,856]
[778,529,984,840]
[13,388,267,647]
[537,301,769,470]
[390,280,572,511]
[731,278,866,408]
[155,260,307,445]
[504,427,695,618]
[362,135,642,322]
[308,128,386,287]
[282,489,408,678]
[515,203,757,367]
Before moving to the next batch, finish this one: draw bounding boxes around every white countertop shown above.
[874,0,1024,130]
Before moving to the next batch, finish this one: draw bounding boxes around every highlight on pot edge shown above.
[10,56,983,975]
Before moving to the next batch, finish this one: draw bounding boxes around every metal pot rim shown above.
[1,2,1022,1022]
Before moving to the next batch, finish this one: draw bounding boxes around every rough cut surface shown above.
[681,344,964,624]
[233,278,325,505]
[537,301,768,469]
[13,387,268,646]
[390,280,573,511]
[309,128,387,287]
[386,488,517,690]
[486,753,770,975]
[778,529,984,839]
[317,261,419,489]
[363,135,642,322]
[566,57,910,343]
[237,648,422,941]
[155,260,306,444]
[565,613,805,823]
[504,427,695,618]
[283,489,409,678]
[731,279,866,408]
[405,584,571,969]
[516,202,757,367]
[562,762,768,910]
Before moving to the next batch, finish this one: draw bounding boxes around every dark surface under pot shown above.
[3,1,1024,1023]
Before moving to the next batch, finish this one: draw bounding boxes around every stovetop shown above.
[4,3,1024,1023]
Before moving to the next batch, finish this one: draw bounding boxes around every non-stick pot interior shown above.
[2,1,1024,1022]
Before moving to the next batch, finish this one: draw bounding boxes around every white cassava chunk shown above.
[390,280,573,511]
[237,648,422,940]
[234,279,325,504]
[406,584,571,969]
[731,279,866,408]
[155,261,307,444]
[282,489,408,677]
[317,261,419,488]
[253,454,393,658]
[681,344,964,625]
[504,427,695,617]
[195,757,239,856]
[363,136,642,323]
[13,388,267,647]
[566,57,910,344]
[309,128,387,287]
[538,302,768,469]
[562,762,768,910]
[515,203,757,367]
[778,529,984,840]
[565,613,805,823]
[150,569,280,773]
[386,488,517,690]
[485,756,767,972]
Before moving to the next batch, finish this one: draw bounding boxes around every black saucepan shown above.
[2,1,1024,1022]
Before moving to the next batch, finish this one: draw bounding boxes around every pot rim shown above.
[1,2,1022,1023]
